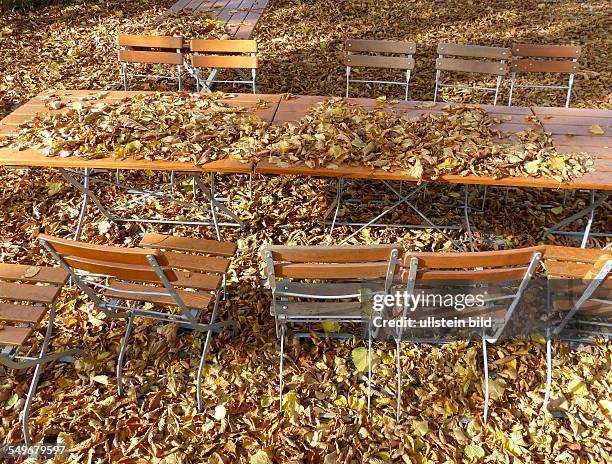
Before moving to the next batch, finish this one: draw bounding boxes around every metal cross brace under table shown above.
[60,168,245,241]
[325,178,464,249]
[541,190,611,248]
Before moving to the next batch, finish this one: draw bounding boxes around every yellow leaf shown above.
[22,266,41,278]
[413,420,429,437]
[214,404,226,421]
[282,391,303,418]
[333,395,347,407]
[550,206,564,215]
[321,321,341,333]
[464,444,485,459]
[349,396,366,412]
[524,160,540,174]
[351,347,368,372]
[489,377,506,401]
[589,125,605,135]
[249,450,272,464]
[568,375,589,397]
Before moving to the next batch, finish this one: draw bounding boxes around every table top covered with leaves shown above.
[0,90,610,191]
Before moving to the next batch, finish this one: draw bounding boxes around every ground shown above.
[0,0,611,463]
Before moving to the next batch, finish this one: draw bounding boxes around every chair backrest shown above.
[345,39,416,70]
[511,44,581,74]
[117,34,184,65]
[436,42,510,76]
[401,246,545,282]
[38,234,177,283]
[190,39,258,69]
[543,245,608,280]
[400,246,544,342]
[261,244,401,297]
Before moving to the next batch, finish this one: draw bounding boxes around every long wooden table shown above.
[0,90,610,244]
[163,0,269,39]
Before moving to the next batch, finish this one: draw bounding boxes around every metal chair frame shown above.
[117,35,184,91]
[0,267,85,446]
[39,235,236,412]
[508,44,581,108]
[261,245,400,413]
[433,43,510,106]
[543,252,611,411]
[345,39,416,100]
[396,248,542,421]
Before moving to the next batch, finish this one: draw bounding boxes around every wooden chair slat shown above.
[545,261,592,278]
[0,326,33,346]
[191,55,258,69]
[278,281,384,297]
[118,34,183,49]
[39,234,169,267]
[139,233,237,257]
[165,252,230,273]
[276,301,363,317]
[411,267,530,282]
[345,55,415,70]
[436,57,508,75]
[403,246,545,269]
[437,43,511,59]
[512,44,581,59]
[118,50,184,65]
[346,39,416,54]
[0,303,47,324]
[261,244,400,263]
[0,264,68,285]
[543,245,605,263]
[552,298,610,317]
[0,282,61,305]
[512,59,579,74]
[272,262,391,280]
[172,271,222,291]
[190,39,257,53]
[61,256,177,283]
[104,282,213,309]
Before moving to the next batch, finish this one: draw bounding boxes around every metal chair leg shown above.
[482,335,490,422]
[396,338,402,421]
[543,335,552,411]
[278,323,286,413]
[367,334,372,414]
[117,312,136,396]
[196,291,222,412]
[22,363,43,447]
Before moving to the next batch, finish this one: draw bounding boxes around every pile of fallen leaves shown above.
[132,8,231,40]
[255,0,611,107]
[8,93,273,165]
[265,99,593,181]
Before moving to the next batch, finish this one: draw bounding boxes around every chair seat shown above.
[104,282,213,310]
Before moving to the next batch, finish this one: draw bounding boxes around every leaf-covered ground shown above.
[0,0,611,462]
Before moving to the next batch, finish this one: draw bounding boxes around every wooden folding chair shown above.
[190,39,258,93]
[38,233,237,412]
[542,246,611,410]
[260,244,401,412]
[344,39,416,100]
[508,44,582,108]
[434,42,511,105]
[0,264,85,445]
[117,34,185,90]
[397,246,544,421]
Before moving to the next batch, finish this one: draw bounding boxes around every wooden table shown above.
[0,90,282,239]
[163,0,269,39]
[0,90,610,245]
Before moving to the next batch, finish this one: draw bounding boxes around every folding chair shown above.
[190,40,258,93]
[508,44,581,108]
[260,244,401,413]
[38,233,238,412]
[344,39,416,100]
[397,246,544,421]
[542,246,611,410]
[0,263,85,445]
[117,34,184,90]
[434,42,510,105]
